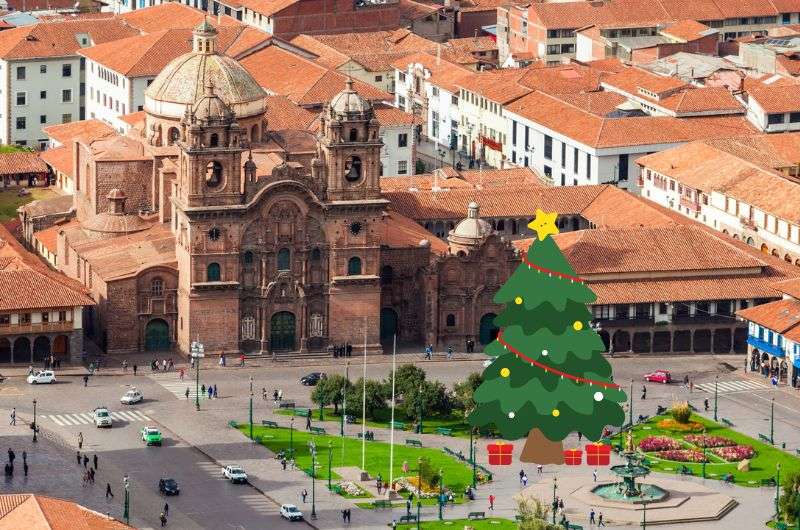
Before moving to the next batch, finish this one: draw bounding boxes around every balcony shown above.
[595,316,654,327]
[671,312,732,324]
[679,196,701,213]
[0,321,75,335]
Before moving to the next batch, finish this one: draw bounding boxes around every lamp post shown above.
[249,375,254,441]
[309,441,317,520]
[418,384,424,434]
[32,398,37,443]
[552,476,558,525]
[641,500,648,530]
[123,474,130,525]
[289,417,295,460]
[327,441,333,491]
[713,375,719,422]
[629,379,634,427]
[417,457,422,530]
[771,397,776,445]
[340,362,349,436]
[190,341,204,411]
[470,428,477,489]
[438,468,444,521]
[472,439,478,489]
[777,463,782,521]
[701,428,707,479]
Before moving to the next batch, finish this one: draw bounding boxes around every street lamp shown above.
[289,417,295,460]
[438,468,444,521]
[469,428,477,489]
[641,500,648,529]
[32,398,37,443]
[417,384,424,434]
[190,341,204,411]
[327,441,333,491]
[309,441,317,520]
[249,375,254,441]
[771,397,776,445]
[340,362,349,436]
[701,428,707,479]
[713,375,719,422]
[552,476,558,525]
[629,379,634,427]
[417,457,422,530]
[777,463,782,521]
[123,475,130,525]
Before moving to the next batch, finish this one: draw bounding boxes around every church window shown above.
[344,156,362,182]
[380,265,393,285]
[311,248,321,261]
[446,314,456,327]
[210,133,219,147]
[277,248,290,271]
[243,251,254,265]
[167,127,180,145]
[347,256,362,275]
[349,221,362,235]
[349,128,358,142]
[205,161,223,187]
[241,316,256,340]
[151,278,164,296]
[207,227,221,241]
[207,263,221,282]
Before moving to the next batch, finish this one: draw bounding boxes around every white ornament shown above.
[508,412,515,419]
[542,349,548,356]
[593,391,603,402]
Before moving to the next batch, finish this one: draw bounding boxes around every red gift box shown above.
[487,442,513,465]
[585,443,611,465]
[563,448,583,465]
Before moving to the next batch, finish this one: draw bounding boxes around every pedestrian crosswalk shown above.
[148,372,208,401]
[239,494,276,514]
[45,410,150,426]
[695,379,767,394]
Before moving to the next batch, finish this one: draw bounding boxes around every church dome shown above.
[144,20,265,120]
[329,78,372,118]
[191,81,234,124]
[450,202,493,241]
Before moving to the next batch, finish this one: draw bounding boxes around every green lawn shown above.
[240,425,481,493]
[396,518,516,529]
[0,188,57,221]
[274,407,488,439]
[613,414,800,487]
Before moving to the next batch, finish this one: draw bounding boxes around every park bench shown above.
[294,408,311,417]
[637,414,649,423]
[261,420,278,428]
[310,426,326,435]
[278,401,296,409]
[228,420,238,428]
[568,525,584,530]
[372,500,392,509]
[405,439,423,448]
[656,405,667,415]
[468,511,486,520]
[389,421,406,430]
[758,433,773,443]
[776,522,788,530]
[399,515,416,523]
[721,418,734,427]
[723,473,735,483]
[435,427,453,436]
[761,477,777,487]
[679,465,694,476]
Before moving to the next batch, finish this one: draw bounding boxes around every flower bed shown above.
[656,419,704,432]
[684,435,736,448]
[711,445,755,462]
[656,449,708,463]
[393,476,438,498]
[639,436,682,452]
[338,481,367,497]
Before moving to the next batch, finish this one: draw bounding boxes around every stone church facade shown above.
[50,21,520,357]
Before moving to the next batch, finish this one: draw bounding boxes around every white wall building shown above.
[376,110,417,176]
[743,84,800,132]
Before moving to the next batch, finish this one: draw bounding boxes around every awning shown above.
[748,335,784,358]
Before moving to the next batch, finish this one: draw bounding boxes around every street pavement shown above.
[0,352,796,528]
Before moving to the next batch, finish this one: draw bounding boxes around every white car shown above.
[27,370,55,384]
[222,465,248,484]
[120,388,143,405]
[93,407,113,428]
[280,504,303,521]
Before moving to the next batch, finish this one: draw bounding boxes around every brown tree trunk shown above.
[520,428,564,464]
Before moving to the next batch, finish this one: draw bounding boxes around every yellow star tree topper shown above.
[528,209,559,240]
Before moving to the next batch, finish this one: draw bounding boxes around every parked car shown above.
[27,370,55,384]
[93,407,113,428]
[222,465,248,484]
[300,372,326,386]
[280,504,303,521]
[644,370,671,384]
[141,426,163,446]
[121,388,143,405]
[158,478,179,495]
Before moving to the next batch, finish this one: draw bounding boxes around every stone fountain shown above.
[591,432,668,503]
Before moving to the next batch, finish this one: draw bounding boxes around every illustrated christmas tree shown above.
[469,209,627,464]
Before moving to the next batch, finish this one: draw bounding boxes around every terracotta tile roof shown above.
[118,111,146,128]
[0,224,93,311]
[0,18,138,60]
[719,169,800,223]
[231,0,299,17]
[602,66,688,98]
[579,185,678,227]
[40,146,72,177]
[240,46,390,107]
[553,92,628,116]
[381,166,544,191]
[661,19,714,42]
[34,223,61,253]
[456,68,532,104]
[0,152,47,176]
[0,494,131,529]
[289,34,350,69]
[18,194,73,218]
[772,277,800,299]
[390,52,473,93]
[518,63,611,95]
[506,91,755,149]
[264,95,317,130]
[375,105,419,126]
[379,210,448,253]
[43,119,115,147]
[737,298,800,333]
[118,3,240,32]
[447,36,497,54]
[399,0,440,21]
[748,83,800,113]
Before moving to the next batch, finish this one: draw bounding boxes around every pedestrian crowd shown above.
[331,343,352,358]
[149,358,174,372]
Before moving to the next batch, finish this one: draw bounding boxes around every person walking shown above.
[207,386,213,399]
[306,414,312,431]
[22,451,26,465]
[201,384,205,395]
[346,509,351,523]
[9,408,15,426]
[537,464,543,475]
[106,483,114,499]
[577,431,582,442]
[179,368,184,381]
[78,432,83,449]
[213,385,218,399]
[301,489,308,503]
[424,345,432,360]
[488,494,495,510]
[122,359,128,372]
[133,364,137,376]
[689,380,693,393]
[281,458,287,471]
[160,512,167,527]
[522,473,528,487]
[27,365,33,376]
[185,388,190,400]
[93,454,98,470]
[273,389,279,404]
[77,451,81,465]
[83,454,89,468]
[262,388,267,401]
[277,389,283,402]
[704,398,709,411]
[598,512,605,527]
[341,509,347,523]
[589,508,596,525]
[83,375,89,387]
[641,385,647,400]
[519,469,525,484]
[447,345,453,360]
[164,502,169,516]
[8,448,15,465]
[23,461,28,477]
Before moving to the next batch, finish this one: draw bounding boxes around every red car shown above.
[644,370,671,384]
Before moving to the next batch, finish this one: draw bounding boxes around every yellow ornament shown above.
[500,368,510,378]
[514,296,523,305]
[552,409,560,417]
[573,321,583,331]
[527,209,559,241]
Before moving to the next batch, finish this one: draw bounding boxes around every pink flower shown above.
[656,449,708,463]
[684,435,735,448]
[710,445,754,462]
[639,436,681,452]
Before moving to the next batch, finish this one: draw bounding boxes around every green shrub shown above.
[671,402,692,424]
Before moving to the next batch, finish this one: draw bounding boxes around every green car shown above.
[141,426,163,446]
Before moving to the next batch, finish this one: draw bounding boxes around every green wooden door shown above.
[380,308,398,343]
[270,312,296,351]
[479,313,498,345]
[145,319,170,351]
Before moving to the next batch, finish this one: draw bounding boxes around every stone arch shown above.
[673,330,691,351]
[712,328,732,353]
[145,318,170,351]
[771,248,780,257]
[693,329,711,352]
[251,124,260,142]
[632,332,651,353]
[167,127,180,146]
[207,262,221,281]
[210,132,219,147]
[0,338,10,363]
[612,330,630,352]
[760,243,769,254]
[785,253,793,263]
[479,313,498,345]
[598,330,610,351]
[746,236,755,246]
[13,337,30,362]
[33,336,50,362]
[380,307,399,344]
[733,234,740,240]
[653,331,671,352]
[446,313,456,327]
[380,265,394,285]
[52,335,69,360]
